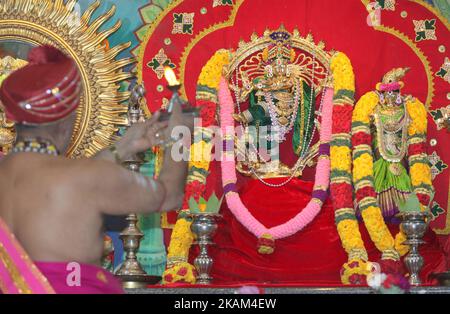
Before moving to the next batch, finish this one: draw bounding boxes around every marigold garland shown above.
[351,92,400,262]
[165,215,195,268]
[162,50,231,284]
[394,227,409,257]
[162,262,197,285]
[405,97,434,208]
[329,52,370,284]
[340,260,373,285]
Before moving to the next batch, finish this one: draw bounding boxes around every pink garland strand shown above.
[219,77,333,240]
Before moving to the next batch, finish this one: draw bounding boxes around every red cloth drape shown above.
[195,178,446,285]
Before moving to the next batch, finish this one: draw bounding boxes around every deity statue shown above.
[163,27,338,284]
[342,66,436,278]
[365,67,431,219]
[0,109,15,154]
[227,26,328,179]
[0,56,28,153]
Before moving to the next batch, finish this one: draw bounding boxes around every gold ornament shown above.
[381,67,410,84]
[0,56,28,152]
[224,26,331,179]
[0,56,28,79]
[0,0,133,157]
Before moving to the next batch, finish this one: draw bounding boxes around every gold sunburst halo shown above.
[0,0,135,158]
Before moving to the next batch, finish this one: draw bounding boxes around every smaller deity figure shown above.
[345,66,435,278]
[0,56,28,85]
[370,68,415,218]
[0,56,28,153]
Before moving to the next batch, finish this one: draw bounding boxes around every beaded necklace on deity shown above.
[231,54,329,188]
[264,79,300,142]
[374,94,410,164]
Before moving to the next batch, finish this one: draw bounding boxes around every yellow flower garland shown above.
[336,219,366,253]
[189,140,213,171]
[331,53,370,283]
[340,260,373,285]
[395,227,409,256]
[198,50,231,90]
[330,52,355,91]
[163,50,231,284]
[165,217,195,265]
[353,92,397,256]
[405,97,434,215]
[330,146,352,173]
[406,98,427,135]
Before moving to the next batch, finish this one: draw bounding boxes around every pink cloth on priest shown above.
[0,216,122,294]
[35,261,123,294]
[0,218,55,294]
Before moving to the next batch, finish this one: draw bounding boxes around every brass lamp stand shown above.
[115,85,161,289]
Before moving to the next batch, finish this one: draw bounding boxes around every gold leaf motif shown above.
[317,41,325,50]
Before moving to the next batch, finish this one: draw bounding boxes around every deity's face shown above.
[260,58,293,92]
[274,58,287,76]
[383,90,400,106]
[239,42,295,100]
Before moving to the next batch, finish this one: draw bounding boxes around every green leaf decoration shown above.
[173,13,183,24]
[430,108,444,121]
[424,19,436,30]
[188,193,223,214]
[398,194,422,213]
[415,31,426,41]
[430,202,445,220]
[206,193,224,214]
[436,67,447,78]
[199,197,207,206]
[189,197,200,213]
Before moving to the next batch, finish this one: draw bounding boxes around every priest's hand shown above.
[167,102,195,137]
[115,111,169,160]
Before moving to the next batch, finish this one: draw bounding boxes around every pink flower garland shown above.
[219,77,333,243]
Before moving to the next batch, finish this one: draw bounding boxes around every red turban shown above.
[0,45,81,125]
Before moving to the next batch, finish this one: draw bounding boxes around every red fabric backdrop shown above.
[140,0,450,284]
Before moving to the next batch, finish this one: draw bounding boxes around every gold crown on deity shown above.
[376,67,410,91]
[262,25,296,63]
[382,67,410,84]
